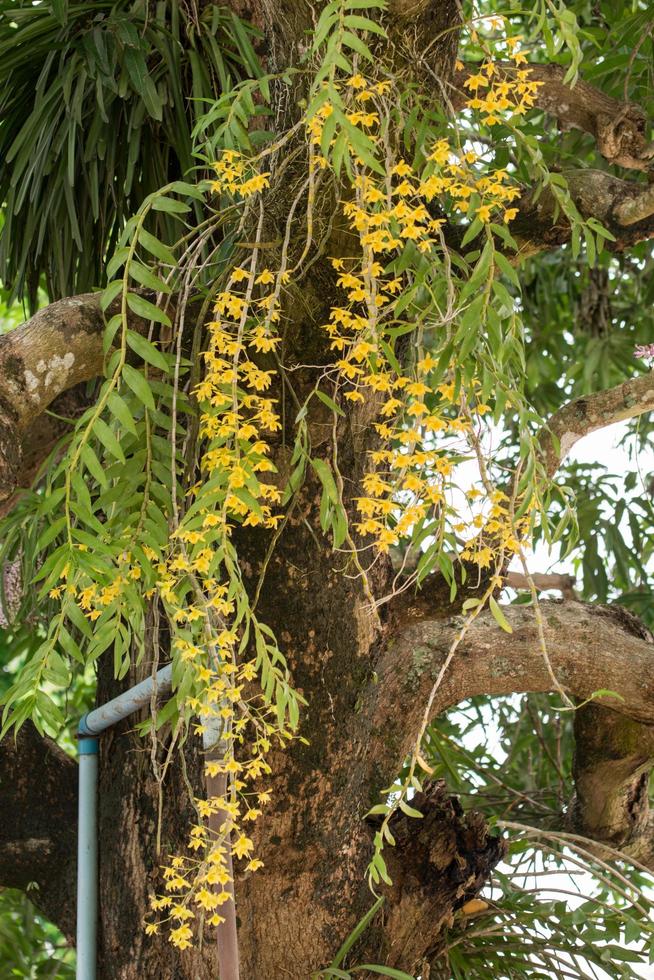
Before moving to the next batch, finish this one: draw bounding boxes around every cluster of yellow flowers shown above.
[305,81,506,553]
[459,34,543,127]
[194,262,287,530]
[211,149,271,198]
[48,551,141,619]
[141,531,295,947]
[326,249,475,552]
[455,488,534,569]
[146,644,282,948]
[43,132,305,950]
[140,155,308,945]
[300,44,542,560]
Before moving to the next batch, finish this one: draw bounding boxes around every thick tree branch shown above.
[0,293,161,511]
[508,169,654,257]
[614,183,654,226]
[365,601,654,865]
[542,369,654,476]
[571,702,654,869]
[0,294,106,502]
[452,63,654,171]
[0,721,77,940]
[0,294,105,429]
[372,601,654,735]
[505,571,577,596]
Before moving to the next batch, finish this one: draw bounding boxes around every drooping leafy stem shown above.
[63,201,149,549]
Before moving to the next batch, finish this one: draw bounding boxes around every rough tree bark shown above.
[0,722,77,938]
[3,1,654,978]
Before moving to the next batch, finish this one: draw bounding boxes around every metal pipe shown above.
[76,738,98,980]
[79,663,173,736]
[203,715,240,980]
[76,665,173,980]
[206,767,240,980]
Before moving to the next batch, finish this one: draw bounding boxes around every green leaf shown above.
[129,261,172,294]
[329,897,385,968]
[331,506,348,549]
[588,688,625,704]
[352,967,414,979]
[103,315,123,354]
[493,250,520,287]
[137,228,176,266]
[315,389,345,417]
[126,293,172,329]
[370,850,392,885]
[100,279,124,311]
[342,14,386,36]
[50,0,68,26]
[126,330,169,372]
[489,595,513,633]
[124,47,163,121]
[93,417,126,464]
[341,30,375,62]
[107,247,131,279]
[398,799,423,819]
[80,444,109,487]
[36,516,67,552]
[151,196,191,214]
[107,391,138,435]
[311,458,339,505]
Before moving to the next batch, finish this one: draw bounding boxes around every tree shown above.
[2,0,654,977]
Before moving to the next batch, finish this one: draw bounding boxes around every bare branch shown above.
[505,571,577,596]
[365,600,654,765]
[452,63,654,171]
[542,369,654,477]
[506,168,654,259]
[614,183,654,225]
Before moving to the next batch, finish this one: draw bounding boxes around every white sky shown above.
[517,420,654,580]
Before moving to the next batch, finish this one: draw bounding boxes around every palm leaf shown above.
[0,0,260,308]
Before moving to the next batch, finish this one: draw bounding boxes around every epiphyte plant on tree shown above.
[2,0,654,977]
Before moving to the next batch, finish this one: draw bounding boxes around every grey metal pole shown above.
[76,738,98,980]
[79,664,173,736]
